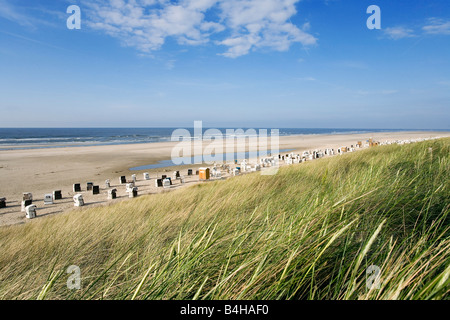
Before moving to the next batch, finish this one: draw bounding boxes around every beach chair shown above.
[108,189,117,200]
[0,198,6,208]
[163,178,171,189]
[129,187,138,198]
[25,205,37,219]
[199,168,210,180]
[44,194,53,205]
[53,190,62,200]
[21,199,33,212]
[73,194,84,207]
[126,183,135,193]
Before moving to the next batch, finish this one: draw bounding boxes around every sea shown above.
[0,128,445,151]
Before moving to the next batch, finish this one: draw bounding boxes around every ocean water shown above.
[0,128,444,151]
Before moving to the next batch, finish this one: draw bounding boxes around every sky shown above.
[0,0,449,129]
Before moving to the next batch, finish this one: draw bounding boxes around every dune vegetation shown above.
[0,138,448,300]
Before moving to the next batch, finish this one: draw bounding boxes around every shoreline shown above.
[1,129,448,151]
[1,131,449,227]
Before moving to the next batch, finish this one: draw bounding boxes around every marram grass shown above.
[0,138,448,300]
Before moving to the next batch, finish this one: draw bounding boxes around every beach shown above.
[0,131,448,227]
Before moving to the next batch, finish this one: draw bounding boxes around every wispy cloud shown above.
[0,0,59,28]
[297,76,316,81]
[0,30,68,51]
[0,0,35,27]
[82,0,316,58]
[165,59,176,70]
[422,18,450,35]
[383,18,450,41]
[383,26,415,40]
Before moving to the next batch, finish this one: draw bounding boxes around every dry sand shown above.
[1,131,448,227]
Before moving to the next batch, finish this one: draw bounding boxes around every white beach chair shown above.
[21,199,33,212]
[126,183,135,193]
[73,194,84,207]
[25,204,37,219]
[128,187,138,198]
[44,194,53,205]
[163,178,171,189]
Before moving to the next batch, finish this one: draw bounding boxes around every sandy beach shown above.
[0,131,448,227]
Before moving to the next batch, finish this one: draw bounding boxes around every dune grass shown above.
[0,138,448,300]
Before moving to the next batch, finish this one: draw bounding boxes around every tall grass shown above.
[0,138,448,300]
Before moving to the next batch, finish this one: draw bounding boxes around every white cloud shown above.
[422,18,450,35]
[382,18,450,41]
[383,26,415,40]
[83,0,316,57]
[83,0,217,52]
[218,0,316,57]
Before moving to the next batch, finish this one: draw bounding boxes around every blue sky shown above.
[0,0,449,129]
